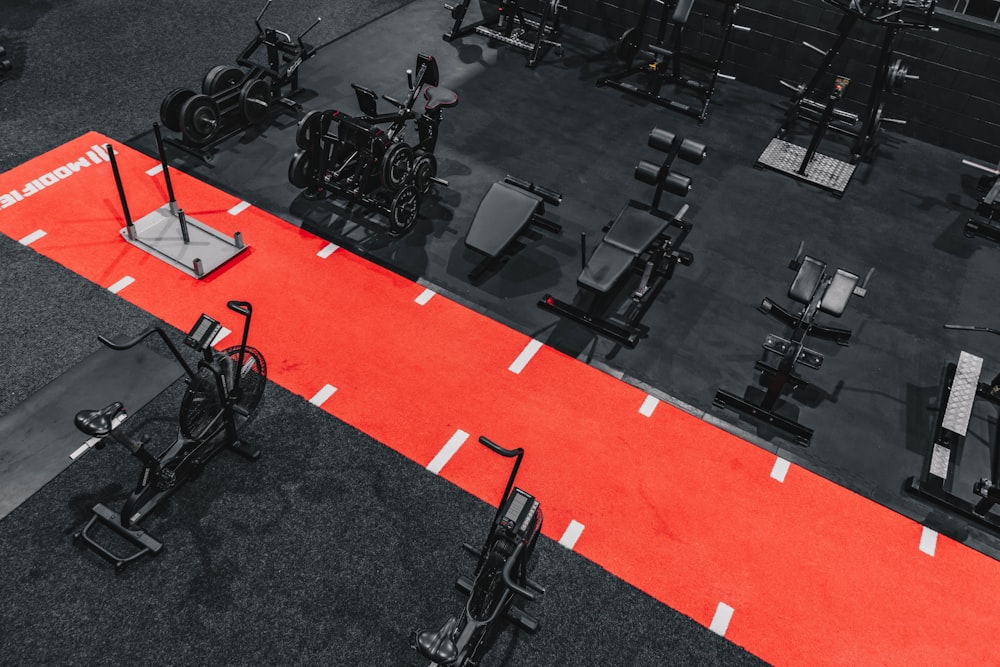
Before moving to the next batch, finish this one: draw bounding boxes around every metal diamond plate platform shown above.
[756,138,857,196]
[942,350,983,437]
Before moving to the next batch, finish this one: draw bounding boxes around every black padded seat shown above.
[423,85,459,111]
[466,181,542,257]
[413,618,459,665]
[578,203,667,293]
[74,402,124,438]
[788,255,825,304]
[819,268,859,317]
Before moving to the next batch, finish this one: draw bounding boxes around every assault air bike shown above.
[159,0,321,157]
[288,53,458,235]
[73,301,267,571]
[412,436,545,666]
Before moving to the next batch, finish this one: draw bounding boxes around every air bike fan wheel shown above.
[179,346,267,441]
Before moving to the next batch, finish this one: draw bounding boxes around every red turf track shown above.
[2,133,996,664]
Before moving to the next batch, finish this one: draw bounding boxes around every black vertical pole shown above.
[106,144,135,240]
[152,123,177,210]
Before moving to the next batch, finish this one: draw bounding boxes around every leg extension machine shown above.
[713,243,873,445]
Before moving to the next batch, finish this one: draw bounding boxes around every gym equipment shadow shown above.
[126,0,1000,560]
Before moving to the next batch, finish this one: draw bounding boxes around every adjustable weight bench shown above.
[538,127,704,348]
[464,175,562,282]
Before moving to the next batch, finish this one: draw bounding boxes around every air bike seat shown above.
[464,175,562,281]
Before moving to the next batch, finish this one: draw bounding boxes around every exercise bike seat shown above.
[466,181,543,257]
[75,402,125,438]
[413,617,460,665]
[423,85,459,111]
[578,202,667,293]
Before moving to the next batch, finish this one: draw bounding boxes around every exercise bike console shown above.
[184,313,223,351]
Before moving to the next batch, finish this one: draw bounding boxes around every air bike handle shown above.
[479,436,526,532]
[97,327,198,380]
[227,300,252,317]
[479,435,523,459]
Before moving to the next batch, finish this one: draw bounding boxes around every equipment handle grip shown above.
[479,436,522,458]
[227,301,252,316]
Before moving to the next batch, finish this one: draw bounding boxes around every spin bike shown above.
[73,301,267,571]
[412,436,545,666]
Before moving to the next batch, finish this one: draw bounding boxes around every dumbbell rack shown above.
[756,0,934,196]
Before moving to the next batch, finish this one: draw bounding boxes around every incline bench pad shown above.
[579,203,667,293]
[465,181,542,257]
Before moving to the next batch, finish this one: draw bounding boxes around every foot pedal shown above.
[942,351,982,436]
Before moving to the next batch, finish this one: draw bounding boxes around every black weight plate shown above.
[389,185,419,235]
[239,78,271,124]
[288,149,313,189]
[380,142,414,191]
[296,110,323,150]
[202,65,244,96]
[616,27,640,64]
[160,88,196,132]
[413,153,437,195]
[180,94,220,145]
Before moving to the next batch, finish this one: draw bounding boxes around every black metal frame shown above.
[963,161,1000,243]
[443,0,564,68]
[755,0,934,194]
[713,244,872,446]
[412,436,545,667]
[159,0,321,160]
[909,327,1000,533]
[72,301,265,571]
[288,53,457,237]
[597,0,746,123]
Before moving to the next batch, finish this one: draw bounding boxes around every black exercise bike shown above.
[412,436,545,666]
[73,301,266,571]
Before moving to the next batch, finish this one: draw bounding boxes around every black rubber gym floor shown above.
[126,0,1000,560]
